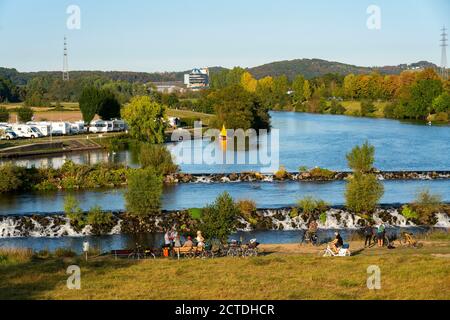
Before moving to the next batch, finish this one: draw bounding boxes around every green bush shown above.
[125,167,163,218]
[401,205,419,220]
[309,167,335,179]
[411,189,443,225]
[139,143,179,175]
[64,195,86,231]
[0,106,9,122]
[200,192,240,243]
[360,100,376,116]
[319,212,327,224]
[290,207,299,219]
[346,141,375,173]
[86,206,115,235]
[17,106,34,123]
[297,196,329,216]
[0,164,26,193]
[188,208,203,220]
[345,173,384,214]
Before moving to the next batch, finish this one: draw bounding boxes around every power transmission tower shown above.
[63,36,70,81]
[440,26,448,80]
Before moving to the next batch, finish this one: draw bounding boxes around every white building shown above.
[184,68,209,90]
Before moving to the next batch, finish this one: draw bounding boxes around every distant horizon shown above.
[0,57,440,74]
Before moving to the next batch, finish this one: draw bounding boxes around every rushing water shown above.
[0,180,449,215]
[2,112,449,172]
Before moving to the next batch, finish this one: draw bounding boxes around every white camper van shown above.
[11,124,43,139]
[27,122,52,137]
[51,122,71,136]
[71,121,86,134]
[89,120,109,133]
[112,119,126,132]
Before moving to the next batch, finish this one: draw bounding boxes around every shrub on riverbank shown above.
[200,192,241,243]
[345,142,384,214]
[125,167,162,220]
[139,143,179,175]
[297,196,329,220]
[64,195,86,232]
[86,206,115,235]
[409,189,444,225]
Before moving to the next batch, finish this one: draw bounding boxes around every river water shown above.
[1,112,449,249]
[2,112,449,172]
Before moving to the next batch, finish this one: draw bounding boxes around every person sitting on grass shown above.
[330,231,344,254]
[174,234,182,248]
[183,236,194,248]
[196,231,205,248]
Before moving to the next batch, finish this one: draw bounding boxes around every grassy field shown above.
[1,101,214,124]
[1,240,449,300]
[337,100,387,118]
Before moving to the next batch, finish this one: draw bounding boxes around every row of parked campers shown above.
[0,120,127,140]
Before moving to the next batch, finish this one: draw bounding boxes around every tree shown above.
[292,75,305,105]
[407,79,442,119]
[303,80,312,101]
[432,92,450,113]
[97,89,121,120]
[17,106,34,123]
[121,95,166,143]
[343,74,357,99]
[329,100,346,115]
[345,142,383,214]
[360,100,376,116]
[139,143,179,175]
[212,85,270,130]
[346,141,375,173]
[0,106,9,122]
[79,86,102,131]
[345,173,384,214]
[125,167,163,218]
[200,192,240,243]
[240,72,257,92]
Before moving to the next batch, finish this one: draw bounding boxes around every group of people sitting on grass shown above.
[164,228,205,249]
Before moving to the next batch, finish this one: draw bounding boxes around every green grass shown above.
[338,100,387,118]
[1,241,449,300]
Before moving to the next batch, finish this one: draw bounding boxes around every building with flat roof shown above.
[184,68,209,90]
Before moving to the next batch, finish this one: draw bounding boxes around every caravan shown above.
[11,124,43,139]
[27,122,52,137]
[51,122,71,135]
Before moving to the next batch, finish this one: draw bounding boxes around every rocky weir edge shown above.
[165,170,450,184]
[1,204,449,238]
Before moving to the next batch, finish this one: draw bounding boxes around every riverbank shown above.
[1,239,449,300]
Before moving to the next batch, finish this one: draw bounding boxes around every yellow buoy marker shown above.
[220,124,227,140]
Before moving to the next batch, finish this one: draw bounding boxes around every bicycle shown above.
[398,232,423,248]
[301,231,320,246]
[226,240,242,257]
[128,243,145,260]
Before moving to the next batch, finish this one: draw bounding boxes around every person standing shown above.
[376,223,386,247]
[363,223,373,247]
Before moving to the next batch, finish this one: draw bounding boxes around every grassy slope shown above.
[1,241,449,300]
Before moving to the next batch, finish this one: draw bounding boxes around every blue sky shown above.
[0,0,448,72]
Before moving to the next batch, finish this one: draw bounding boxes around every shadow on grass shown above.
[0,256,135,300]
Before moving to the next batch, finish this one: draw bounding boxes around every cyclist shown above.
[330,231,344,254]
[306,220,318,243]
